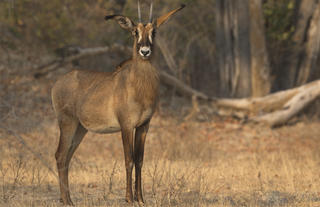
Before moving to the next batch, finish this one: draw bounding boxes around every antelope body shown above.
[52,2,185,206]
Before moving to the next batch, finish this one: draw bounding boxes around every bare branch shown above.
[33,45,320,127]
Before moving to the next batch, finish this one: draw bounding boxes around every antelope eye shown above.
[134,30,139,37]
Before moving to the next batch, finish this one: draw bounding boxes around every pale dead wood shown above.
[216,80,320,126]
[251,80,320,127]
[215,88,298,113]
[215,80,319,110]
[35,45,320,127]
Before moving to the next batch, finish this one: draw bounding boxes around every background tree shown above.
[1,0,320,103]
[249,0,271,97]
[215,0,251,98]
[296,1,320,85]
[286,0,319,88]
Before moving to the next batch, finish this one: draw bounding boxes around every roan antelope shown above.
[52,1,185,205]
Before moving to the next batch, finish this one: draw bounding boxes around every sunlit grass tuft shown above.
[1,116,320,206]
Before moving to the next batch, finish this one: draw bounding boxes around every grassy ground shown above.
[1,50,320,206]
[1,115,320,207]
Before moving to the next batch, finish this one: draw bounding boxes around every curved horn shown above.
[138,0,142,22]
[149,0,154,23]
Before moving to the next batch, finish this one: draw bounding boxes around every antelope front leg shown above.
[121,127,134,203]
[134,120,149,205]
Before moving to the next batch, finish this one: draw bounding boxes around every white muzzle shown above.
[139,46,151,57]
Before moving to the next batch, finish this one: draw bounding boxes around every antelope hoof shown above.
[138,201,145,207]
[125,197,134,204]
[134,193,144,204]
[60,198,74,206]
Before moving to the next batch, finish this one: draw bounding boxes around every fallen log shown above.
[214,80,320,127]
[33,45,320,127]
[251,80,320,126]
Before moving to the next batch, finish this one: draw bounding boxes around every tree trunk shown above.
[215,0,231,96]
[215,0,251,98]
[286,0,318,88]
[234,1,252,98]
[249,0,271,97]
[296,1,320,85]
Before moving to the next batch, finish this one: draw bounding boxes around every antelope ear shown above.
[105,15,135,31]
[155,4,185,28]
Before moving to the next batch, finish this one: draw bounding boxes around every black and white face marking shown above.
[135,23,155,59]
[105,4,185,61]
[139,46,151,57]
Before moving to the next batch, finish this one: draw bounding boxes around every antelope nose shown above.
[141,49,150,56]
[140,47,151,57]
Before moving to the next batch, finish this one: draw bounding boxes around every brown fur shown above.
[52,5,184,206]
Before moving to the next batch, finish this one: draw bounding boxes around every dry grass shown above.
[1,50,320,206]
[1,113,320,207]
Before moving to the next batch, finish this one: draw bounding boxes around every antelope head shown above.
[105,1,185,60]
